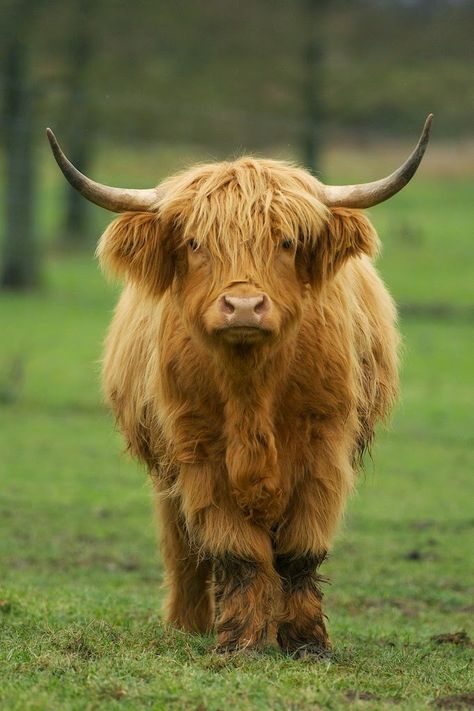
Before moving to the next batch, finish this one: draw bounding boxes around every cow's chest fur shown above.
[159,339,351,527]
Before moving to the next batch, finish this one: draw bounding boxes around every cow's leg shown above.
[274,451,353,656]
[213,549,279,653]
[275,551,329,657]
[179,463,281,652]
[155,492,213,634]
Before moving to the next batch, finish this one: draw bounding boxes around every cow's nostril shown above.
[254,295,267,315]
[222,295,235,314]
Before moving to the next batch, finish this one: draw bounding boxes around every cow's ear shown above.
[297,208,379,288]
[96,211,175,295]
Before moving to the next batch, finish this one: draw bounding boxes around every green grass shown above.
[372,179,474,307]
[1,172,473,709]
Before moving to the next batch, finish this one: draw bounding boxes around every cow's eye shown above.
[188,238,200,252]
[281,238,294,250]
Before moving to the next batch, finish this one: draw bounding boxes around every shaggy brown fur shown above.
[276,552,329,656]
[98,157,399,653]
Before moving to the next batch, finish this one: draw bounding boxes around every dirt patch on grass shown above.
[404,548,439,562]
[432,692,474,709]
[53,621,121,660]
[345,691,380,702]
[338,596,427,618]
[431,631,472,646]
[8,550,156,577]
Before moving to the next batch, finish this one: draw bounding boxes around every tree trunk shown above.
[301,0,326,176]
[1,35,39,289]
[61,0,96,247]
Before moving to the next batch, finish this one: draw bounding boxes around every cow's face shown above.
[98,159,378,355]
[175,227,311,349]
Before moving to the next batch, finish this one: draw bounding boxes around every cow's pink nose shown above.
[219,293,271,326]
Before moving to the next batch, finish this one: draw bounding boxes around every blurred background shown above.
[0,1,473,706]
[1,0,473,289]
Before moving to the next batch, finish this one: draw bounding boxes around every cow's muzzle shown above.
[215,291,273,342]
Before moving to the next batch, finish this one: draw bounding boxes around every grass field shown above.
[1,163,473,709]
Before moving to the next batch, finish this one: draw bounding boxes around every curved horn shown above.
[46,128,158,213]
[321,114,433,209]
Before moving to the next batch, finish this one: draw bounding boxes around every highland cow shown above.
[47,115,432,655]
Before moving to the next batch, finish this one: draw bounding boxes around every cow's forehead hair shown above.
[156,157,330,261]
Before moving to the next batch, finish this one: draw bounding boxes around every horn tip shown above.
[424,113,434,133]
[46,127,58,150]
[418,114,434,157]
